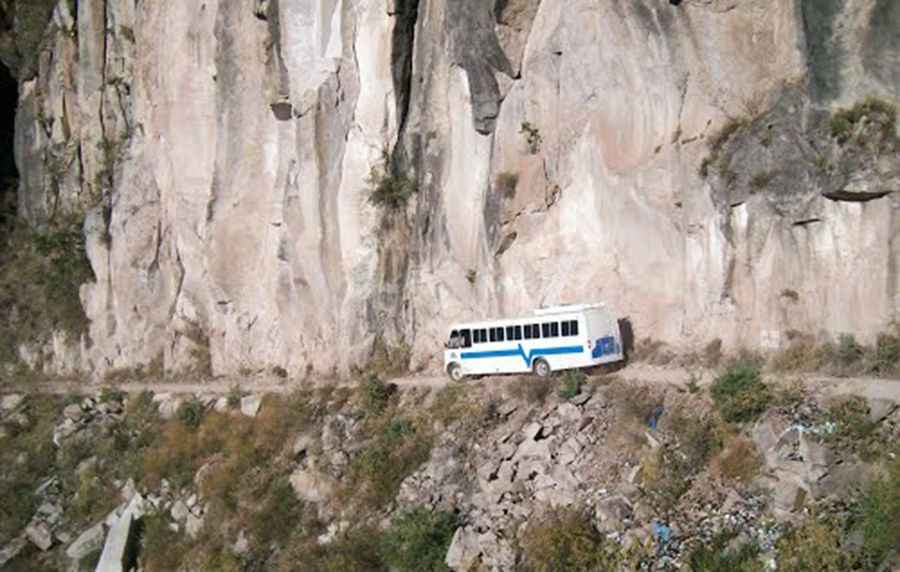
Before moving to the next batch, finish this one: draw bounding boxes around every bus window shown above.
[541,323,550,338]
[550,322,559,337]
[497,328,505,342]
[524,324,532,339]
[532,324,541,338]
[514,325,522,340]
[448,330,460,348]
[489,328,497,342]
[561,321,570,336]
[460,329,472,348]
[571,320,579,336]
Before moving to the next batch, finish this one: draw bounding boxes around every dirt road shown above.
[3,362,899,405]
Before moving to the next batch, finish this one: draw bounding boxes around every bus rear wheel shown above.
[448,363,464,382]
[532,358,551,378]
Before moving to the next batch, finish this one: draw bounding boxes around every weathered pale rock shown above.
[185,513,204,539]
[25,521,53,551]
[289,469,333,503]
[65,522,106,560]
[96,495,145,572]
[170,500,190,522]
[0,537,26,567]
[445,527,481,571]
[153,394,183,421]
[866,398,897,424]
[595,495,633,533]
[240,395,262,417]
[1,394,24,414]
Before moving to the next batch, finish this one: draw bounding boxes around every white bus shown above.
[443,303,624,381]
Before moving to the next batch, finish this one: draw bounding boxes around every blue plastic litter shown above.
[647,405,665,430]
[652,521,671,544]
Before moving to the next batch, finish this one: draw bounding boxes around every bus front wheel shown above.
[448,363,464,382]
[532,358,551,378]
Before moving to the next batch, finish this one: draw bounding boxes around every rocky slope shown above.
[0,369,898,570]
[2,0,899,376]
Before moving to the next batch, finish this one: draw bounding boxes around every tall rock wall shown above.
[9,0,900,376]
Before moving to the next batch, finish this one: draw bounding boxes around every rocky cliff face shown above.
[6,0,900,376]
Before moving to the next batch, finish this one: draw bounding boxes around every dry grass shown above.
[714,435,762,483]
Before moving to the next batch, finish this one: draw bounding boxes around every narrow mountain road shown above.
[3,363,899,404]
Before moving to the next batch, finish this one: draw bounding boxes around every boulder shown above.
[240,395,262,417]
[66,522,106,560]
[25,521,53,551]
[595,495,633,532]
[866,398,896,424]
[0,394,24,414]
[445,527,481,571]
[63,403,85,422]
[153,394,183,420]
[96,495,145,572]
[290,468,333,503]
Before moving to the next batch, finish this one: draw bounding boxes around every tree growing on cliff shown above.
[368,149,417,209]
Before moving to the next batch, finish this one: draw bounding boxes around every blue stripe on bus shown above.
[460,344,584,367]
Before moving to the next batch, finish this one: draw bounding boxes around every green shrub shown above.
[368,150,416,209]
[496,171,519,198]
[520,121,543,154]
[869,330,900,376]
[177,398,205,430]
[710,364,770,423]
[856,455,900,569]
[521,509,624,572]
[829,97,897,145]
[226,384,243,410]
[775,519,848,572]
[749,171,775,192]
[362,374,392,416]
[347,416,433,510]
[380,508,458,572]
[139,512,192,572]
[686,531,762,571]
[249,479,305,549]
[309,527,387,572]
[558,370,585,400]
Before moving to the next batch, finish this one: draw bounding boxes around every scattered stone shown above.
[153,394,183,420]
[240,395,262,417]
[0,393,24,414]
[571,391,592,406]
[63,403,85,422]
[0,537,26,567]
[232,530,249,555]
[185,513,204,538]
[66,522,106,560]
[213,397,229,413]
[290,468,333,503]
[170,500,190,522]
[293,433,314,457]
[25,521,53,551]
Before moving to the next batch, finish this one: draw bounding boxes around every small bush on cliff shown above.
[0,215,93,366]
[368,150,417,209]
[775,519,848,572]
[855,454,900,569]
[520,121,543,154]
[829,97,897,146]
[521,508,625,571]
[558,370,585,400]
[686,530,762,571]
[496,171,519,198]
[380,508,458,572]
[710,363,770,424]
